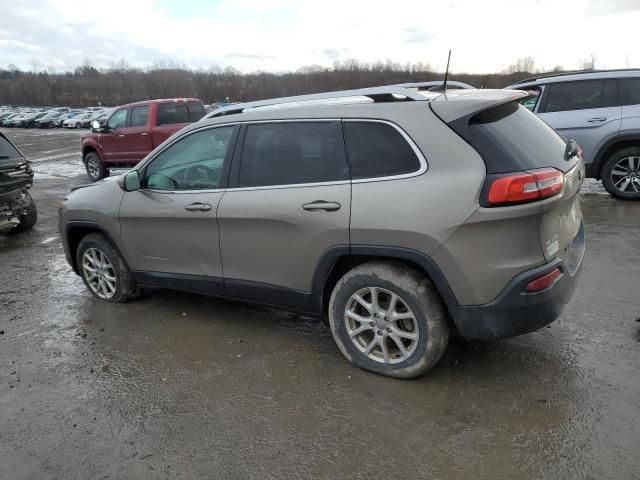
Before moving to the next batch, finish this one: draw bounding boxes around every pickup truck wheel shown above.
[84,152,108,182]
[601,147,640,200]
[328,261,449,379]
[76,233,140,303]
[11,193,37,233]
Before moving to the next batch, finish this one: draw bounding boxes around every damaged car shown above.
[0,132,37,233]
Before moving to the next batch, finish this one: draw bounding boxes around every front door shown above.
[537,79,621,164]
[217,121,351,308]
[122,104,153,163]
[119,124,239,283]
[99,107,131,163]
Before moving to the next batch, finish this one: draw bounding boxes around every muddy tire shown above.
[84,152,108,182]
[328,261,449,379]
[11,193,37,233]
[601,146,640,200]
[76,233,140,303]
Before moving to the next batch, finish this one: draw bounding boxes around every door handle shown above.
[587,117,607,123]
[302,200,341,212]
[140,132,149,136]
[184,202,212,212]
[117,134,125,138]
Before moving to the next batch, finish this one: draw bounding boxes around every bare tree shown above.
[579,53,597,70]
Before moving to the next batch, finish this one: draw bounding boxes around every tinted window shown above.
[144,126,235,190]
[343,122,421,179]
[455,102,570,174]
[130,105,149,127]
[188,101,206,121]
[107,109,128,130]
[620,78,640,106]
[0,135,21,159]
[543,80,619,113]
[157,103,190,126]
[517,87,541,111]
[238,122,349,187]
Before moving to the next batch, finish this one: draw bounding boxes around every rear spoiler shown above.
[429,89,527,123]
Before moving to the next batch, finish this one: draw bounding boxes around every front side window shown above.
[144,126,235,190]
[343,121,421,179]
[107,109,129,130]
[238,122,349,187]
[157,103,190,126]
[543,80,619,113]
[620,78,640,106]
[130,106,149,127]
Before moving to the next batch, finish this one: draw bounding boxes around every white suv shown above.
[507,70,640,199]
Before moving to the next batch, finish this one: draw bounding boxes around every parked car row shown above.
[0,106,112,129]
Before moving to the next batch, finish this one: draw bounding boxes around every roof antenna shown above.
[429,50,451,92]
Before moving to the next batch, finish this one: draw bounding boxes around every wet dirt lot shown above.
[1,128,639,480]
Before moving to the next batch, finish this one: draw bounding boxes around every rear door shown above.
[619,77,640,135]
[121,104,153,162]
[217,121,351,308]
[537,79,621,164]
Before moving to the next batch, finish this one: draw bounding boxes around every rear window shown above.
[188,101,206,121]
[542,79,619,113]
[620,78,640,106]
[0,135,21,159]
[157,103,190,126]
[343,122,421,179]
[451,102,571,174]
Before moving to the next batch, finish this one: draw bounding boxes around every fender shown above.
[80,135,104,162]
[590,133,640,179]
[309,244,462,318]
[64,220,130,274]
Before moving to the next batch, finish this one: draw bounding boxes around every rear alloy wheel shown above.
[329,261,449,379]
[84,152,108,182]
[601,147,640,200]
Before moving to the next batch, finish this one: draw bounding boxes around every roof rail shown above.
[204,85,428,119]
[512,68,640,85]
[391,81,475,90]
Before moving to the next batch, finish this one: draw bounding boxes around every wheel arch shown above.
[311,245,461,322]
[592,134,640,179]
[82,144,102,163]
[65,221,130,274]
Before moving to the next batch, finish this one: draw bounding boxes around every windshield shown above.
[0,135,22,159]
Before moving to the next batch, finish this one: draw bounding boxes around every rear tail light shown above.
[487,168,564,206]
[525,267,562,292]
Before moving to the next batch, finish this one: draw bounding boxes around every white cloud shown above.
[1,0,639,73]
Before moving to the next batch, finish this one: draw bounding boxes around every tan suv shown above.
[59,85,585,378]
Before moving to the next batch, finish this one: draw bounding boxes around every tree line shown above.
[0,60,546,108]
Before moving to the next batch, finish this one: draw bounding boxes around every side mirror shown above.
[91,120,101,131]
[119,170,141,191]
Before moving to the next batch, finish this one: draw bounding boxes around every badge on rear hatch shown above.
[545,235,559,256]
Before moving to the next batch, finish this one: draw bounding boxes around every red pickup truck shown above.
[81,98,206,181]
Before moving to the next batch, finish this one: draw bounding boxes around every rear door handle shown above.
[140,132,149,136]
[587,117,607,123]
[184,202,212,212]
[117,134,125,138]
[302,200,341,212]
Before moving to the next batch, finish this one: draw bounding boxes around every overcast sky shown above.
[2,0,640,73]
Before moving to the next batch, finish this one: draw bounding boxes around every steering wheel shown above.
[183,165,215,185]
[146,172,180,190]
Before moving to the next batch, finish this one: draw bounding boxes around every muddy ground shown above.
[1,128,639,480]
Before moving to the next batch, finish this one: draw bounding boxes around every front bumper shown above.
[452,222,585,340]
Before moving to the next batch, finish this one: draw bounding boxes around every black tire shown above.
[11,193,37,233]
[84,152,108,182]
[601,146,640,200]
[76,233,140,303]
[328,261,449,379]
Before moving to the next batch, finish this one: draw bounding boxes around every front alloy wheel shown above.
[609,156,640,194]
[82,247,117,299]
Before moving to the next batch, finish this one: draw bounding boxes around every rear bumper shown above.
[452,222,585,340]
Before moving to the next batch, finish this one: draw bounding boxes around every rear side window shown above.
[157,103,190,126]
[238,122,349,187]
[451,102,570,174]
[542,80,619,113]
[188,101,206,121]
[0,136,21,159]
[620,78,640,106]
[343,122,421,179]
[130,105,149,127]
